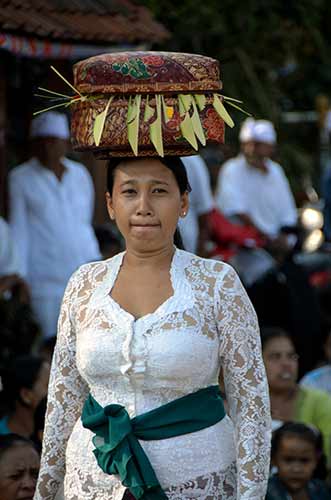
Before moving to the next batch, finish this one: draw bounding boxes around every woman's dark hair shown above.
[272,422,319,457]
[106,157,191,249]
[271,422,327,479]
[0,355,44,413]
[260,327,294,351]
[0,433,38,461]
[107,156,191,195]
[32,397,47,452]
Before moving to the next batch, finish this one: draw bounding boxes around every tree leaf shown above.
[220,94,243,104]
[127,95,141,156]
[51,66,82,97]
[150,95,164,157]
[191,99,206,146]
[194,94,206,111]
[179,94,192,111]
[213,94,234,128]
[93,96,113,146]
[144,95,155,122]
[180,113,198,150]
[226,100,252,116]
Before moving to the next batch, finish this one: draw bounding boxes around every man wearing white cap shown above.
[216,119,297,239]
[215,117,255,210]
[9,111,101,338]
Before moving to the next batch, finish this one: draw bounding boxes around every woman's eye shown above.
[122,189,136,195]
[10,473,22,480]
[153,188,167,193]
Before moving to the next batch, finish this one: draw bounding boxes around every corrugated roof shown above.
[0,0,169,43]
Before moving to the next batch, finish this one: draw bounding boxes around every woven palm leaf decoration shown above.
[34,52,250,158]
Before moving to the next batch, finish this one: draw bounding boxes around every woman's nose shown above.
[136,193,153,215]
[20,473,37,492]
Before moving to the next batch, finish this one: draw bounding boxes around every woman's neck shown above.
[124,245,175,270]
[270,384,298,400]
[7,404,35,437]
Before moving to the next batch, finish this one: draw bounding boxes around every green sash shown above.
[81,385,225,500]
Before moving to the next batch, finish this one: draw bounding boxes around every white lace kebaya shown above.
[34,249,271,500]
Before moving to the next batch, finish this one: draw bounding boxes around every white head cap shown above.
[239,118,255,142]
[252,120,277,144]
[30,111,70,140]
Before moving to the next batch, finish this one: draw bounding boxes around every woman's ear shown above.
[105,192,115,220]
[20,387,33,407]
[180,191,189,218]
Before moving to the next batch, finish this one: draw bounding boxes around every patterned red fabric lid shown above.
[73,51,222,95]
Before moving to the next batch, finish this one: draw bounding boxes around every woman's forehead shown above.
[264,336,295,352]
[114,159,175,183]
[0,445,39,468]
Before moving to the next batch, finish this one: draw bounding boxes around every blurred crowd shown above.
[1,111,331,499]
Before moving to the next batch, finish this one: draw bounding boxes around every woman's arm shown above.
[34,269,89,500]
[215,265,271,500]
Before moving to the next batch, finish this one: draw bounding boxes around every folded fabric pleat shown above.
[82,385,225,500]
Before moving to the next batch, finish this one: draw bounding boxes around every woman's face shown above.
[106,159,189,252]
[263,336,298,393]
[0,444,40,500]
[273,435,317,493]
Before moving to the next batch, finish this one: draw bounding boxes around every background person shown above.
[0,433,40,500]
[266,422,330,500]
[261,327,331,464]
[216,119,297,246]
[9,111,101,339]
[0,215,29,302]
[0,356,50,437]
[300,329,331,395]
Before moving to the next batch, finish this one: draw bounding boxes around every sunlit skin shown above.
[106,159,189,253]
[105,159,189,319]
[240,140,255,163]
[250,141,275,172]
[273,435,317,499]
[0,444,40,500]
[263,336,300,421]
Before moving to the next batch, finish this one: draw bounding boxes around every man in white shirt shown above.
[0,216,29,300]
[0,216,20,276]
[179,155,214,254]
[216,120,297,239]
[9,112,101,338]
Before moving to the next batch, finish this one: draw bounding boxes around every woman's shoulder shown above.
[66,253,124,297]
[178,249,233,278]
[299,385,331,404]
[177,249,240,297]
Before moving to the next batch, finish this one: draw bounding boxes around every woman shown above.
[34,155,271,500]
[0,356,50,437]
[261,327,331,463]
[0,433,40,500]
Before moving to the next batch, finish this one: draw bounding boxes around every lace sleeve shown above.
[34,268,89,500]
[215,265,271,500]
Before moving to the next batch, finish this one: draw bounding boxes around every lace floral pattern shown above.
[34,249,271,500]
